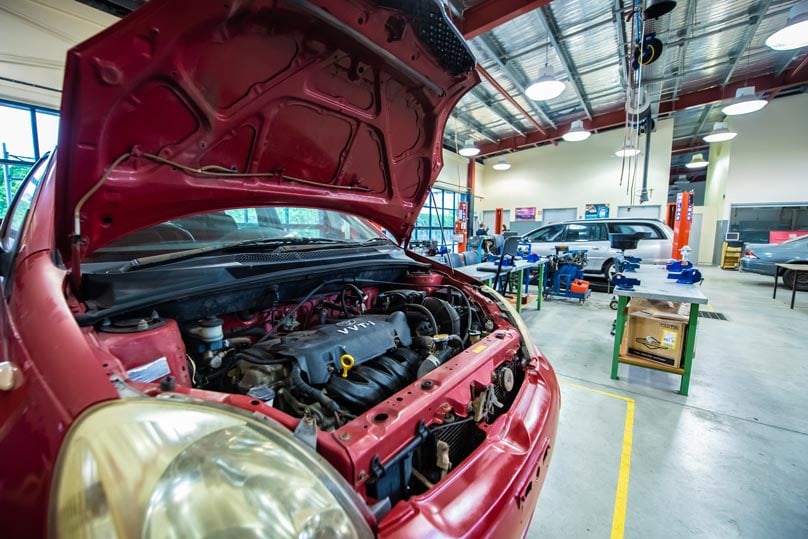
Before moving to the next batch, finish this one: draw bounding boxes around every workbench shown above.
[773,263,808,310]
[456,259,541,313]
[610,265,708,396]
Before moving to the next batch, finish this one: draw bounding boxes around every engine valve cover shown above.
[266,312,412,385]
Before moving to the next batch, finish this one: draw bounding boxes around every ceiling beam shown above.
[452,111,501,144]
[534,8,593,119]
[459,0,554,39]
[721,0,774,87]
[789,54,808,80]
[476,109,627,156]
[475,35,557,128]
[775,50,803,77]
[469,87,529,136]
[478,68,808,156]
[477,66,545,134]
[658,69,808,114]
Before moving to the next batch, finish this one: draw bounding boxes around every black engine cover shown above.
[327,348,420,414]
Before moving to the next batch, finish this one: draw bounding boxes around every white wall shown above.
[696,93,808,263]
[476,119,674,220]
[724,93,808,206]
[0,0,117,108]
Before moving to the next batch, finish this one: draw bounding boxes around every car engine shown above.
[96,281,489,431]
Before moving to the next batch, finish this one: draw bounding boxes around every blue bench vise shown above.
[617,255,642,273]
[666,260,693,272]
[667,267,702,284]
[612,273,641,290]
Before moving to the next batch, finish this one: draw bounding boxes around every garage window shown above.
[0,100,60,219]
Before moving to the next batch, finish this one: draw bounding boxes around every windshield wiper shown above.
[115,237,358,273]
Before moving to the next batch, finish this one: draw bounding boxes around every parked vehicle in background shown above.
[741,236,808,289]
[523,218,674,278]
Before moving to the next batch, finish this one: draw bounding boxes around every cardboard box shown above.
[621,310,688,367]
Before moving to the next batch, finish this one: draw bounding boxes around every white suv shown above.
[523,218,674,278]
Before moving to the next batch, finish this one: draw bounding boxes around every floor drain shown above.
[699,311,729,321]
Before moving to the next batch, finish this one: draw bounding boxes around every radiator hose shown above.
[290,366,341,414]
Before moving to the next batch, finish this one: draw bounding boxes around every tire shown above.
[603,259,617,281]
[783,269,808,291]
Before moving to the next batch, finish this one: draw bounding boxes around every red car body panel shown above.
[54,0,477,262]
[0,2,560,538]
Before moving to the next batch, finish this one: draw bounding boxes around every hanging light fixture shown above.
[562,120,591,142]
[458,139,480,157]
[526,40,565,101]
[685,153,709,169]
[526,66,565,101]
[765,0,808,50]
[703,122,738,143]
[722,87,768,116]
[492,157,511,171]
[615,140,641,157]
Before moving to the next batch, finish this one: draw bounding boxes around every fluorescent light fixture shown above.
[615,141,641,157]
[722,87,767,116]
[765,0,808,50]
[525,66,565,101]
[685,153,709,169]
[562,120,591,142]
[703,122,738,143]
[492,157,511,171]
[458,139,480,157]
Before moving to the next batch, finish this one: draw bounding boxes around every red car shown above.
[0,1,559,537]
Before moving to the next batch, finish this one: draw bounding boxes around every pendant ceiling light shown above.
[526,41,565,101]
[458,139,480,157]
[685,153,709,169]
[615,140,641,157]
[645,0,677,19]
[492,157,511,171]
[525,66,565,101]
[703,122,738,143]
[722,87,768,116]
[765,0,808,50]
[562,120,591,142]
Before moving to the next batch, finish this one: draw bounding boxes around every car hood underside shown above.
[55,0,478,263]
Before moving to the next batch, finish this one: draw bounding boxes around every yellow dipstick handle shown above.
[340,354,355,378]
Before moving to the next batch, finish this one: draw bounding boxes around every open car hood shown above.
[55,0,478,264]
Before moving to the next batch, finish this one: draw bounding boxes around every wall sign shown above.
[585,203,610,219]
[515,207,537,221]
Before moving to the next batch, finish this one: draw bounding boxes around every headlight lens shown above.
[50,398,373,539]
[480,285,540,356]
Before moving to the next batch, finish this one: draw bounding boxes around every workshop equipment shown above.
[543,249,591,304]
[609,232,649,308]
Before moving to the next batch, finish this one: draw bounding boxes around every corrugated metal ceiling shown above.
[446,0,808,182]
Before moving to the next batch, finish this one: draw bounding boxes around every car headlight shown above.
[49,397,374,539]
[480,285,540,356]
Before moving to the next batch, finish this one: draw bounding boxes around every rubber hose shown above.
[290,366,340,413]
[405,303,439,335]
[447,334,463,350]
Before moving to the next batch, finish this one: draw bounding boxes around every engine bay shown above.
[86,268,530,505]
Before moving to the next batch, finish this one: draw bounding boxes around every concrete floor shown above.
[522,266,808,538]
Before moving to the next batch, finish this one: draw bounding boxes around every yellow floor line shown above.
[560,381,635,539]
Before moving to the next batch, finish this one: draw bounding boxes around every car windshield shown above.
[84,207,389,263]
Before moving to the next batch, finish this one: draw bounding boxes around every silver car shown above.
[741,235,808,290]
[523,218,674,278]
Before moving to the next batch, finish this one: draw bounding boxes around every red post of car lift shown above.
[671,190,694,259]
[456,201,468,253]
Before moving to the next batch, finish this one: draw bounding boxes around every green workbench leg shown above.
[611,296,629,380]
[537,262,545,311]
[515,269,524,314]
[679,303,700,396]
